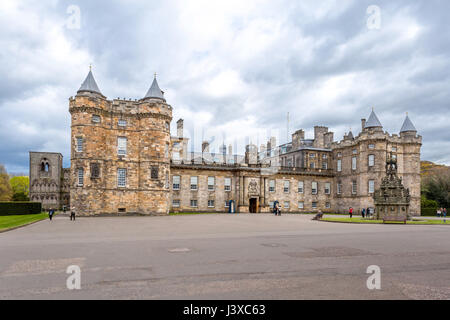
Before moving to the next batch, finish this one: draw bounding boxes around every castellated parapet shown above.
[69,76,172,215]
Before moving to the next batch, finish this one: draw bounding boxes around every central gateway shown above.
[249,198,259,213]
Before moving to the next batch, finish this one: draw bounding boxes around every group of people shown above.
[436,208,447,217]
[47,206,76,221]
[348,207,373,218]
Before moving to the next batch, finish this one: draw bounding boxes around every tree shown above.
[0,164,13,201]
[10,176,29,201]
[422,169,450,208]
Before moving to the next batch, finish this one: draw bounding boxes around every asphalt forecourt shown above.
[0,214,449,305]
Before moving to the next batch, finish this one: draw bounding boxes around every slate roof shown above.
[78,70,102,95]
[365,110,383,128]
[144,77,165,101]
[400,114,417,132]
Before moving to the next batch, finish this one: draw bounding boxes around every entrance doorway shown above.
[249,198,258,213]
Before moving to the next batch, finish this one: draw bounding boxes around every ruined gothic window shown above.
[151,166,159,180]
[117,168,127,187]
[90,163,100,178]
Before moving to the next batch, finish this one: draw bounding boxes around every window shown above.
[369,180,375,193]
[392,147,397,152]
[322,154,328,160]
[190,176,198,190]
[172,175,180,190]
[309,153,316,158]
[117,168,126,187]
[312,202,317,209]
[269,180,275,192]
[368,154,375,167]
[76,137,83,152]
[309,162,315,169]
[352,156,357,170]
[90,163,100,178]
[337,159,342,172]
[208,200,215,207]
[325,182,331,195]
[269,201,274,208]
[352,181,357,195]
[224,178,231,191]
[77,168,84,186]
[284,201,290,209]
[337,152,342,157]
[325,202,331,209]
[312,182,318,195]
[284,180,290,193]
[118,137,127,155]
[298,181,304,193]
[151,166,159,180]
[369,144,375,149]
[92,115,101,123]
[225,201,230,208]
[190,199,198,207]
[172,200,180,208]
[118,119,127,127]
[322,162,328,170]
[173,151,180,160]
[298,201,304,209]
[353,149,358,154]
[208,177,215,190]
[165,143,169,158]
[165,172,169,189]
[337,183,342,195]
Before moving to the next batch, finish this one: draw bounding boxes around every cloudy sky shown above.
[1,0,449,174]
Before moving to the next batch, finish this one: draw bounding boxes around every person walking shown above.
[70,206,76,221]
[48,208,54,221]
[366,207,371,218]
[443,208,447,218]
[349,207,353,218]
[361,208,366,218]
[437,208,442,217]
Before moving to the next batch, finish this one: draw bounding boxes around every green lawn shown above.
[0,212,49,232]
[169,212,224,216]
[322,217,450,225]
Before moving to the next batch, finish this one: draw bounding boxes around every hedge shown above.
[421,207,441,217]
[0,202,42,216]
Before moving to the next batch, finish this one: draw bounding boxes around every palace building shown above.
[29,70,422,216]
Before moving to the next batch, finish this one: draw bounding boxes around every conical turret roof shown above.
[364,109,382,128]
[144,76,165,101]
[400,114,417,132]
[78,69,102,95]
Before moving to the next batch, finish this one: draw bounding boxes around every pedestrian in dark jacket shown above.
[48,208,54,221]
[361,208,366,218]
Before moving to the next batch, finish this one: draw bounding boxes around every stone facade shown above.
[29,70,422,216]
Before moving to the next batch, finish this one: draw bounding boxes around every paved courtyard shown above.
[0,214,449,299]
